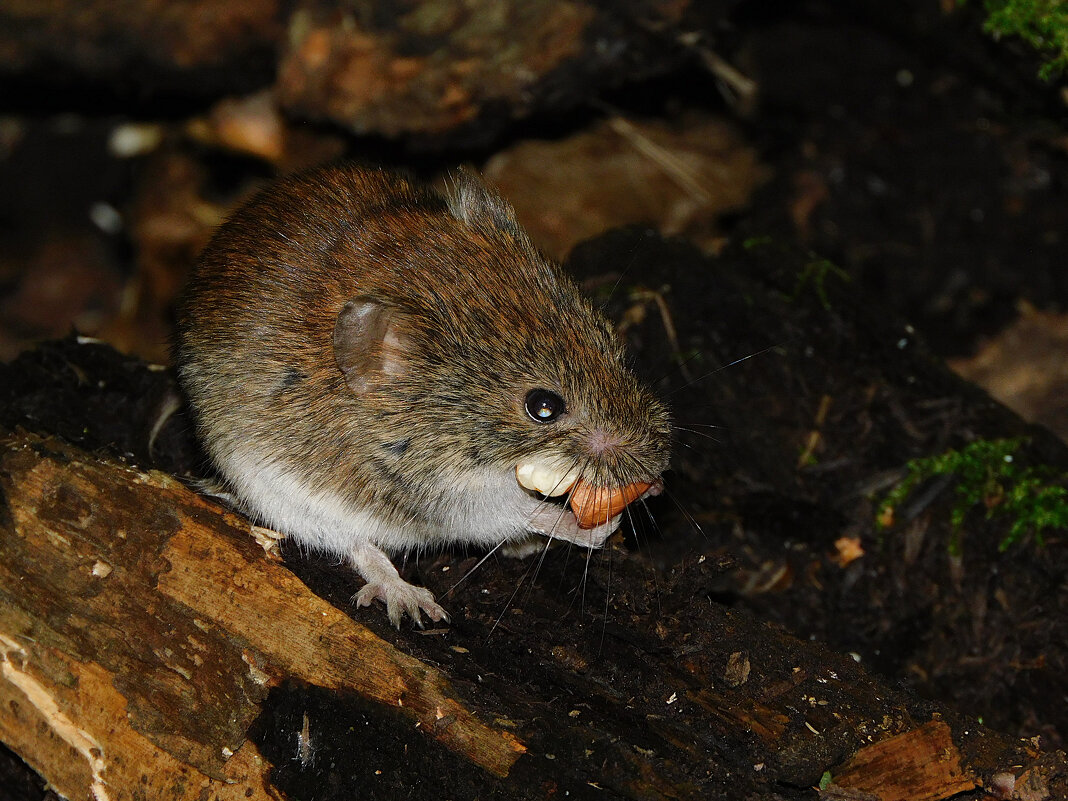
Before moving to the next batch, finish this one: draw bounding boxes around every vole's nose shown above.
[585,428,625,456]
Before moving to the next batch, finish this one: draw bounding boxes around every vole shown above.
[175,164,670,627]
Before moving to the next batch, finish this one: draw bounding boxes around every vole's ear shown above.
[445,167,521,237]
[333,298,412,395]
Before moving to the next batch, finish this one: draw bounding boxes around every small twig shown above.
[598,110,712,204]
[695,46,759,108]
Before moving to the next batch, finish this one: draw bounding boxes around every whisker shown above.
[648,347,707,389]
[598,532,614,658]
[604,266,632,305]
[487,552,545,639]
[616,448,663,486]
[488,472,601,637]
[596,460,644,655]
[611,449,694,552]
[671,425,722,444]
[512,456,605,620]
[590,235,646,307]
[521,456,591,532]
[581,536,596,615]
[522,536,556,609]
[441,539,507,599]
[670,439,700,453]
[664,345,779,397]
[660,486,709,542]
[485,457,595,636]
[576,466,605,617]
[634,496,665,614]
[616,453,674,625]
[554,540,579,598]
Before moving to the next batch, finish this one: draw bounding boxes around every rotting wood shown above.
[0,428,525,800]
[156,512,527,776]
[0,633,279,801]
[828,720,976,801]
[1,421,1066,800]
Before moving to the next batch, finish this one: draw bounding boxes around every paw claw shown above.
[354,579,448,629]
[353,585,377,609]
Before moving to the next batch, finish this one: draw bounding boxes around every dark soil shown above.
[738,3,1068,356]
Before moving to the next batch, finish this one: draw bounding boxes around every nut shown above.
[569,480,653,530]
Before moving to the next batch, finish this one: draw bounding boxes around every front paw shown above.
[354,578,449,629]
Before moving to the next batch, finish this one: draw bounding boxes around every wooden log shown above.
[828,720,974,801]
[0,428,524,800]
[2,424,1064,799]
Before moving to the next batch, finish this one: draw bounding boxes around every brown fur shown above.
[175,164,670,539]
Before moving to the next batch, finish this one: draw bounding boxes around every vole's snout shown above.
[585,427,626,456]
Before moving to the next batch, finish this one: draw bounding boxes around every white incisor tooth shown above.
[515,461,580,497]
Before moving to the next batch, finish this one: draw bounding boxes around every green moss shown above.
[791,258,851,311]
[877,438,1068,551]
[972,0,1068,80]
[742,235,775,250]
[742,237,851,309]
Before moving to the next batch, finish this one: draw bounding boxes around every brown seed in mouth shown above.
[569,480,653,530]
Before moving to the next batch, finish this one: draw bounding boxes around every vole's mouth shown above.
[515,460,659,530]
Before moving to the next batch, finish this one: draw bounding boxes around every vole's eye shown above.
[525,389,566,423]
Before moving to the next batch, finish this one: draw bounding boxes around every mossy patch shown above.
[878,437,1068,552]
[973,0,1068,80]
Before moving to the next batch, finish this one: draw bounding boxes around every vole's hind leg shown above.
[349,540,448,629]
